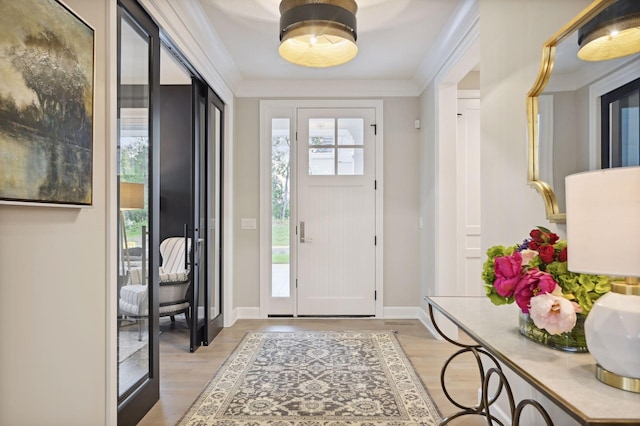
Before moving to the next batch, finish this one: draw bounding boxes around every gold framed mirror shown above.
[526,0,624,223]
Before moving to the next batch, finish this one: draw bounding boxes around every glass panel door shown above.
[117,0,160,423]
[189,81,206,352]
[268,117,294,315]
[271,118,291,300]
[601,77,640,168]
[118,8,150,399]
[205,88,224,343]
[158,43,224,350]
[189,83,225,347]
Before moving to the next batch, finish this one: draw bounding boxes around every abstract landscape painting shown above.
[0,0,94,205]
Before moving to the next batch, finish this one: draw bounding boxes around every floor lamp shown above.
[120,182,145,283]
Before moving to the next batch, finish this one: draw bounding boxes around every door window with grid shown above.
[308,118,365,176]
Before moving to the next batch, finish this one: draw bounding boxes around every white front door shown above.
[296,108,376,315]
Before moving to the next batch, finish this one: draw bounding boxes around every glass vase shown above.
[518,311,588,353]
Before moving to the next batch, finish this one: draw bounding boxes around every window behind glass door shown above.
[601,77,640,168]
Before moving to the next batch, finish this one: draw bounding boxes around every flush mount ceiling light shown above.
[577,0,640,61]
[279,0,358,68]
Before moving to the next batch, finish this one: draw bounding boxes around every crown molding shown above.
[235,79,421,98]
[414,0,480,92]
[140,0,240,104]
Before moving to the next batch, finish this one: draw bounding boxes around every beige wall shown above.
[477,0,591,422]
[382,98,421,307]
[479,0,591,247]
[233,97,421,310]
[459,70,480,90]
[233,98,261,308]
[0,0,109,424]
[550,87,591,210]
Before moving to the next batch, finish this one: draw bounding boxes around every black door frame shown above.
[205,87,225,344]
[601,76,640,168]
[188,79,225,349]
[117,0,161,424]
[190,78,206,352]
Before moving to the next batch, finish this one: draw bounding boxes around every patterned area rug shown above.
[178,330,441,425]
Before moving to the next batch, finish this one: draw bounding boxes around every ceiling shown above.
[195,0,464,83]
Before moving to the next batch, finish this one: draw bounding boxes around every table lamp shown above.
[565,167,640,393]
[119,182,145,278]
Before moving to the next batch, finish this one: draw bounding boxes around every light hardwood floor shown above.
[138,317,486,425]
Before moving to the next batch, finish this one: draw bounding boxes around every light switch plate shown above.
[240,218,256,229]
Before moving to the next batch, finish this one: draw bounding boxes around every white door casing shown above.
[259,100,383,318]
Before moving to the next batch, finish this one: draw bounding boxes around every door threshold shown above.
[296,315,375,318]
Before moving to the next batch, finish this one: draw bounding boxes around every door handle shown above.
[299,222,312,243]
[183,224,190,269]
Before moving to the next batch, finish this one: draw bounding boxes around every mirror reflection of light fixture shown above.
[119,182,145,279]
[279,0,358,68]
[566,167,640,393]
[577,0,640,61]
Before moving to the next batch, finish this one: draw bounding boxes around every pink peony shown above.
[493,252,523,297]
[529,293,577,334]
[513,269,557,313]
[549,284,583,314]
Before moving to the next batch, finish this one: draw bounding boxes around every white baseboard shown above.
[382,306,419,319]
[418,306,460,340]
[492,404,512,425]
[234,306,420,320]
[417,306,443,340]
[228,309,238,327]
[234,307,261,319]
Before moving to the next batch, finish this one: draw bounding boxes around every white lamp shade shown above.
[120,182,145,210]
[565,167,640,277]
[567,167,640,389]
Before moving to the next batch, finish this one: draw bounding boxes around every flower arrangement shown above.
[482,227,610,335]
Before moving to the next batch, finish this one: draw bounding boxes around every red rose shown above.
[530,229,543,243]
[538,245,556,264]
[529,241,539,250]
[531,228,560,245]
[558,247,568,262]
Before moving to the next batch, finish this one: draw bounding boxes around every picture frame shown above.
[0,0,94,207]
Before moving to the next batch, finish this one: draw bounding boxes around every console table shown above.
[425,296,640,425]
